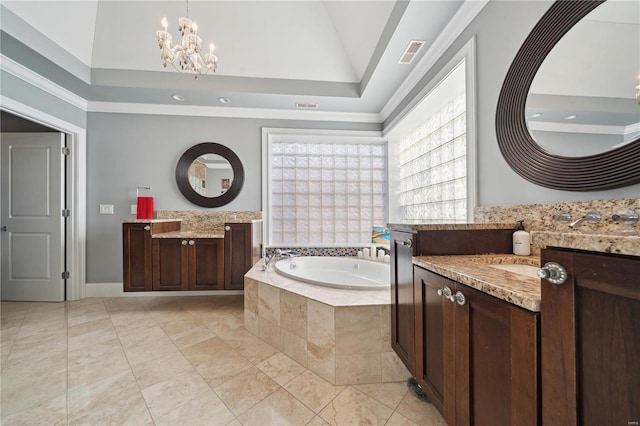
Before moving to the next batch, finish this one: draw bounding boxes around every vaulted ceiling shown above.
[1,0,487,120]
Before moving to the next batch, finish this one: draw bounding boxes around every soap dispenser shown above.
[512,220,530,256]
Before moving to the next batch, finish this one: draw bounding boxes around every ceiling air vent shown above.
[296,102,318,109]
[398,40,426,65]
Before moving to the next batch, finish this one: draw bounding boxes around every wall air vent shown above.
[398,40,426,65]
[296,102,318,109]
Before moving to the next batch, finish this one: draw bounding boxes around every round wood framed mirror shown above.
[495,0,640,191]
[176,142,244,207]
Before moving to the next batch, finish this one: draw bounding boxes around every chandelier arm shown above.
[156,0,217,76]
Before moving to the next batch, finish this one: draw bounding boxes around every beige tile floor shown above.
[1,295,446,425]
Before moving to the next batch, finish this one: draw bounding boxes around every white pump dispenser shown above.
[512,220,531,256]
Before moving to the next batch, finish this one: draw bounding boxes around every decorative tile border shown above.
[263,247,390,258]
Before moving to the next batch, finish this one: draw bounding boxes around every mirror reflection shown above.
[188,154,234,198]
[526,0,640,156]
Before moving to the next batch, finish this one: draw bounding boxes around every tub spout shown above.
[263,249,300,271]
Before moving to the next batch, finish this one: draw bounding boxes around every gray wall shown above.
[384,0,640,206]
[86,113,379,282]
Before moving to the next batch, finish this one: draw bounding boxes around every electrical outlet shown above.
[99,204,114,215]
[131,205,137,215]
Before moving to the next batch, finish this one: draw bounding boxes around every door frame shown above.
[1,96,86,300]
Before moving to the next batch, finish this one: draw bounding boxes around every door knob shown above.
[1,226,7,232]
[225,225,231,231]
[181,240,188,245]
[189,240,195,245]
[537,262,568,285]
[144,225,151,231]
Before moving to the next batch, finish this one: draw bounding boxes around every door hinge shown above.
[62,209,71,217]
[62,146,70,155]
[62,271,70,279]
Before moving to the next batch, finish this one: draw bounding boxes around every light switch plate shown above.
[131,205,137,215]
[99,204,114,215]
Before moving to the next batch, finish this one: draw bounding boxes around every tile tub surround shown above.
[413,254,542,312]
[156,210,262,234]
[244,261,409,386]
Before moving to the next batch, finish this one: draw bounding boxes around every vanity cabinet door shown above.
[189,238,224,291]
[414,266,455,424]
[123,221,181,292]
[224,222,263,290]
[152,238,225,291]
[390,230,418,374]
[454,283,540,426]
[152,239,189,291]
[123,223,153,292]
[541,248,640,426]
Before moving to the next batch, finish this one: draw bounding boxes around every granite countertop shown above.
[152,231,224,239]
[121,219,182,223]
[413,254,542,312]
[388,222,516,231]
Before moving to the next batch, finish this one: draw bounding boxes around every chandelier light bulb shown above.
[155,1,217,77]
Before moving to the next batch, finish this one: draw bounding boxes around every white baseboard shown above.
[85,282,243,298]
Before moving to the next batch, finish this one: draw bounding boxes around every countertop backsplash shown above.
[474,198,639,256]
[474,198,639,235]
[156,210,262,233]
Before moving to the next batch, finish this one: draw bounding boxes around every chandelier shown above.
[156,0,217,77]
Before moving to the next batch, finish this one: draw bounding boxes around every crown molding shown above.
[1,54,89,111]
[379,0,489,122]
[87,101,382,123]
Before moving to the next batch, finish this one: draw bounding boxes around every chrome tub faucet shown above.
[263,249,300,271]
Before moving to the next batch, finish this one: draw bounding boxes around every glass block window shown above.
[397,61,468,223]
[268,140,386,245]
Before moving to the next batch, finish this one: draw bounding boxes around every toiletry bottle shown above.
[512,220,530,256]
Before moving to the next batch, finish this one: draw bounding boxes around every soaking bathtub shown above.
[274,256,390,290]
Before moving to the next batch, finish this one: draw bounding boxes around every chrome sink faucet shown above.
[263,249,300,271]
[568,210,601,229]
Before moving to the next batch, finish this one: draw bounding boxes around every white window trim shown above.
[384,37,477,222]
[261,127,386,247]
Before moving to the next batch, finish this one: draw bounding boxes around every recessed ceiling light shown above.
[564,115,577,120]
[218,97,231,104]
[171,94,185,101]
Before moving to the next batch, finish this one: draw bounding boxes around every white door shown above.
[1,133,66,301]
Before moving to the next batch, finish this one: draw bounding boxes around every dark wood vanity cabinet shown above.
[414,266,540,426]
[541,247,640,426]
[152,238,224,291]
[390,230,419,374]
[224,221,262,290]
[390,227,515,376]
[122,221,180,292]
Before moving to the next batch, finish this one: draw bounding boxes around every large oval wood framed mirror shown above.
[496,0,640,191]
[176,142,244,207]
